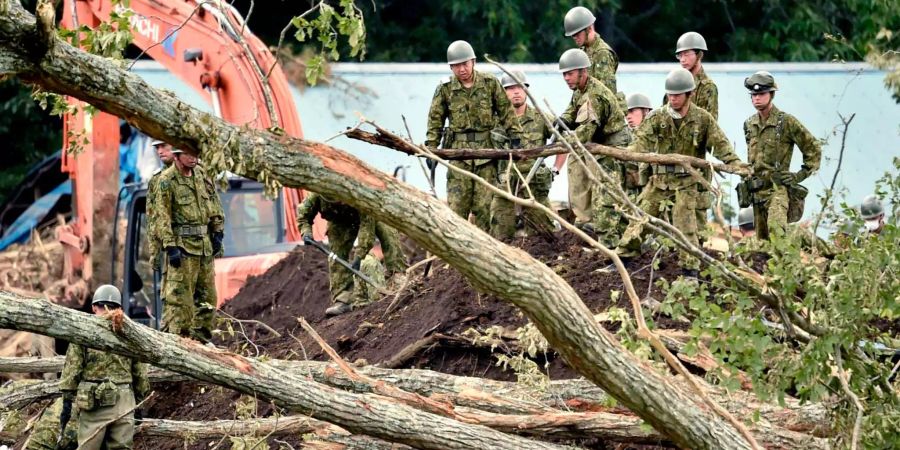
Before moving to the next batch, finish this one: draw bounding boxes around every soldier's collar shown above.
[757,104,781,126]
[450,71,482,90]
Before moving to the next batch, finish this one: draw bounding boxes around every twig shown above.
[264,2,323,81]
[813,112,855,235]
[834,348,864,450]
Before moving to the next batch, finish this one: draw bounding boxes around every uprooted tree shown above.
[0,1,896,448]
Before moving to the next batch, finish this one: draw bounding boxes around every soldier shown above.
[742,71,821,239]
[145,140,175,319]
[58,285,151,450]
[154,147,224,342]
[737,207,755,238]
[624,93,653,198]
[556,48,632,246]
[297,193,408,316]
[489,70,556,239]
[625,93,652,130]
[615,68,745,275]
[860,195,886,235]
[563,6,619,94]
[425,40,523,231]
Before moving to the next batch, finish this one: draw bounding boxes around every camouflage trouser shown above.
[489,161,554,239]
[694,167,713,241]
[617,175,701,269]
[752,184,789,240]
[448,160,498,231]
[328,221,407,306]
[352,255,387,306]
[77,386,136,450]
[162,252,216,341]
[590,158,627,248]
[25,398,79,450]
[567,129,632,225]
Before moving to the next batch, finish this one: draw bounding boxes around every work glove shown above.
[211,231,224,257]
[134,408,144,424]
[351,257,361,271]
[425,158,438,171]
[794,168,810,183]
[509,138,522,149]
[302,233,315,246]
[59,397,73,436]
[774,171,796,186]
[166,247,182,269]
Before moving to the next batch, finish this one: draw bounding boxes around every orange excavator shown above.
[57,0,321,327]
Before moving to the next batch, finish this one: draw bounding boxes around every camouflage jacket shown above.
[58,344,150,400]
[631,103,740,165]
[425,71,523,149]
[146,164,171,267]
[296,193,377,259]
[519,105,553,148]
[559,77,626,145]
[661,66,718,120]
[583,36,619,94]
[743,105,821,180]
[153,165,225,256]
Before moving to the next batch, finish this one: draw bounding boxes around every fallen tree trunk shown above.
[345,127,751,176]
[0,3,790,447]
[0,296,569,450]
[1,356,830,438]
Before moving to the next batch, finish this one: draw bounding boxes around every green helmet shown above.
[92,284,122,306]
[744,71,778,94]
[665,68,695,94]
[447,40,476,64]
[563,6,596,37]
[558,48,591,73]
[675,31,708,54]
[860,195,884,220]
[500,70,529,88]
[738,207,754,227]
[626,93,652,110]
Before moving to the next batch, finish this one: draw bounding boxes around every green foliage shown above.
[660,161,900,447]
[290,0,367,85]
[57,0,133,59]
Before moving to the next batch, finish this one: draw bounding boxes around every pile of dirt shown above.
[140,230,689,449]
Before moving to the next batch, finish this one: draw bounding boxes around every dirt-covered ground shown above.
[139,230,690,449]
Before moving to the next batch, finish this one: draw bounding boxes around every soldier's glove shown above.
[351,257,361,271]
[302,233,315,246]
[211,231,224,257]
[134,408,144,424]
[166,247,182,269]
[59,397,73,435]
[425,158,438,171]
[509,138,522,149]
[794,168,810,183]
[774,171,796,186]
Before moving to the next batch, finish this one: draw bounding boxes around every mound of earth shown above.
[141,230,690,449]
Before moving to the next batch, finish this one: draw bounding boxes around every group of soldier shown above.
[41,5,889,449]
[426,6,824,275]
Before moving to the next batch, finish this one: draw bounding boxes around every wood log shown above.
[0,297,570,450]
[0,5,787,447]
[0,356,830,439]
[345,127,751,176]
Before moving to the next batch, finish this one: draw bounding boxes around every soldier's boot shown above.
[326,291,353,317]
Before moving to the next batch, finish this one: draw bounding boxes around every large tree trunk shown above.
[0,295,570,450]
[0,3,777,448]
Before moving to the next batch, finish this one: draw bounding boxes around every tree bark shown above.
[0,3,766,448]
[0,296,570,450]
[344,127,751,176]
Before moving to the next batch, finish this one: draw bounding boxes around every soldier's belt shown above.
[174,225,208,236]
[451,130,490,142]
[747,177,772,192]
[82,380,132,387]
[652,165,689,175]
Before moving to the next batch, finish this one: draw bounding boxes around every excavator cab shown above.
[116,178,292,329]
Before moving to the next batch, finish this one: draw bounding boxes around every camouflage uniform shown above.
[154,165,224,341]
[744,105,821,239]
[662,67,719,232]
[425,71,523,231]
[25,398,78,450]
[58,344,150,450]
[617,104,742,268]
[559,76,632,247]
[583,36,619,94]
[356,254,387,304]
[145,163,172,318]
[489,105,555,239]
[296,193,408,307]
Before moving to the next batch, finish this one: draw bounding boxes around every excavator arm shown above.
[59,0,310,303]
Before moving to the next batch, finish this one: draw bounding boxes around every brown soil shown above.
[140,230,688,449]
